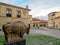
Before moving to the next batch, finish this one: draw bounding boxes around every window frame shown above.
[17,10,21,18]
[6,8,12,17]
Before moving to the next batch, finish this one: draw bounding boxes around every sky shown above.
[0,0,60,18]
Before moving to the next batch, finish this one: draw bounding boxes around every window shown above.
[33,24,35,27]
[53,22,55,27]
[17,10,21,18]
[51,16,54,20]
[6,8,12,17]
[52,14,55,16]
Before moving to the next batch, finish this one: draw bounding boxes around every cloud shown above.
[30,6,60,17]
[27,0,60,17]
[33,6,60,20]
[35,16,48,20]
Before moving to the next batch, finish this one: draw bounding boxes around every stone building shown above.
[28,15,32,28]
[48,12,60,29]
[0,2,30,27]
[55,12,60,29]
[32,18,40,28]
[40,20,47,27]
[48,12,57,28]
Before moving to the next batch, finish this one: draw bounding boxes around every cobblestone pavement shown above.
[0,27,60,39]
[30,27,60,39]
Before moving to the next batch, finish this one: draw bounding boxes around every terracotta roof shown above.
[40,20,47,23]
[0,2,31,11]
[32,18,40,21]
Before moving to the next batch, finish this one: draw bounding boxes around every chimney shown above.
[26,5,31,11]
[26,5,28,9]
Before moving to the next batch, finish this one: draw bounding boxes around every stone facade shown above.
[0,2,30,27]
[40,20,47,27]
[28,15,32,28]
[48,12,56,28]
[55,12,60,29]
[32,18,40,28]
[48,12,60,29]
